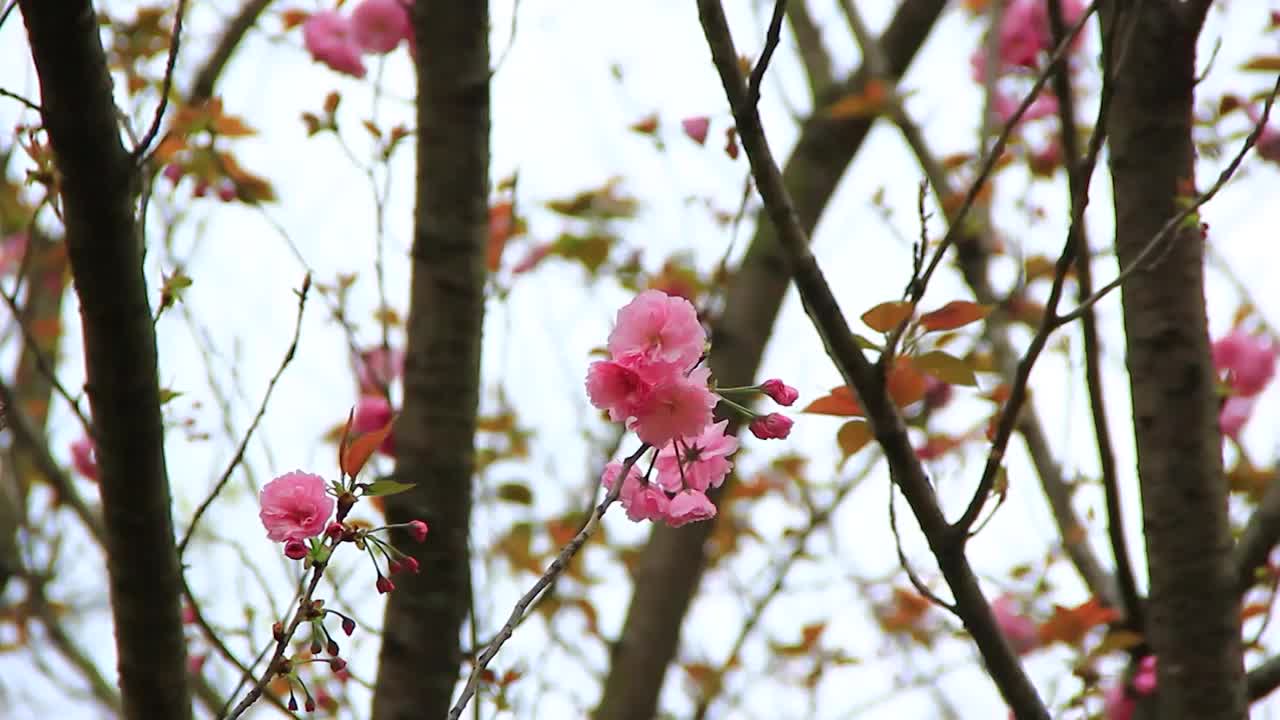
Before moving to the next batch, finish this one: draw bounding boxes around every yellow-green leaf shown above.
[914,350,978,386]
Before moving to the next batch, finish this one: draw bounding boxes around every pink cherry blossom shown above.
[407,519,429,542]
[760,378,799,406]
[352,394,396,455]
[259,471,335,542]
[357,346,405,394]
[303,11,367,78]
[628,368,717,448]
[607,289,706,371]
[1132,655,1157,695]
[655,419,738,492]
[1220,395,1255,439]
[70,436,98,480]
[749,412,793,440]
[602,459,645,495]
[622,482,671,522]
[586,359,652,422]
[681,116,711,145]
[991,594,1039,655]
[972,0,1086,79]
[1213,329,1277,397]
[664,490,717,527]
[351,0,411,54]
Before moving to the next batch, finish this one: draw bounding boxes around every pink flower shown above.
[376,575,395,594]
[1220,395,1255,439]
[1103,656,1157,720]
[350,0,410,54]
[70,436,98,480]
[1132,655,1157,695]
[972,0,1086,79]
[303,11,367,78]
[760,378,799,406]
[393,556,420,574]
[259,471,335,542]
[357,346,405,394]
[607,290,706,372]
[664,490,717,527]
[352,394,396,455]
[628,368,717,448]
[654,420,738,492]
[681,116,711,145]
[586,359,652,422]
[991,594,1039,655]
[622,482,671,522]
[601,460,643,493]
[407,519,429,542]
[1213,329,1277,397]
[749,412,793,440]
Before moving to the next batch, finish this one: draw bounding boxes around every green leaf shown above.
[852,333,881,351]
[363,479,416,497]
[158,388,183,405]
[914,350,978,386]
[496,482,534,505]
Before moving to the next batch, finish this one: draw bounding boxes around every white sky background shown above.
[3,0,1280,718]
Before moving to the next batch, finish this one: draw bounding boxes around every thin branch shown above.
[446,444,649,720]
[26,572,122,711]
[1248,654,1280,701]
[746,0,788,109]
[786,0,834,98]
[695,1,1049,716]
[0,87,40,112]
[1235,476,1280,596]
[190,0,274,103]
[178,274,310,557]
[1055,71,1280,325]
[134,0,189,161]
[0,281,92,433]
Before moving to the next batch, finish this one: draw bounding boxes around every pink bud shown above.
[70,436,98,481]
[342,616,356,636]
[749,413,793,440]
[162,163,183,184]
[217,182,237,203]
[325,521,344,541]
[760,378,799,406]
[408,519,429,542]
[376,575,395,594]
[395,556,420,574]
[681,116,711,145]
[284,539,309,560]
[330,657,348,672]
[305,698,316,712]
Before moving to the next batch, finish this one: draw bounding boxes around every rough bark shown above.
[17,2,192,719]
[1101,2,1245,718]
[369,1,489,718]
[594,2,946,717]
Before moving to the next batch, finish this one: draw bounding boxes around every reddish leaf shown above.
[888,358,928,407]
[918,301,992,332]
[487,201,516,272]
[280,8,310,29]
[861,301,913,333]
[826,79,888,119]
[802,386,863,417]
[628,113,659,134]
[1037,598,1120,647]
[837,420,873,460]
[342,415,395,477]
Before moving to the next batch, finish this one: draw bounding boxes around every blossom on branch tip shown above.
[607,289,706,370]
[760,378,799,406]
[391,556,420,574]
[303,11,367,78]
[70,436,98,480]
[991,594,1039,655]
[749,413,793,440]
[350,0,410,54]
[664,490,717,527]
[259,471,335,542]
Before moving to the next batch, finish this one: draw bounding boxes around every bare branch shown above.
[134,0,190,161]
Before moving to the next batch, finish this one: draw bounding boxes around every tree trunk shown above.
[1101,2,1245,718]
[369,1,489,718]
[18,3,192,718]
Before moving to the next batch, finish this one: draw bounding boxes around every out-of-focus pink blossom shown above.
[357,346,405,394]
[1103,655,1157,720]
[991,594,1040,655]
[654,419,738,492]
[971,0,1087,79]
[352,394,397,456]
[1220,395,1256,440]
[991,90,1059,126]
[259,471,335,542]
[70,436,98,481]
[350,0,410,54]
[664,490,717,527]
[303,11,367,78]
[1213,328,1277,397]
[0,232,27,276]
[681,116,711,145]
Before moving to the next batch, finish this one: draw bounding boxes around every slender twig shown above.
[1044,0,1142,629]
[446,444,649,720]
[746,0,788,109]
[0,87,40,112]
[1235,475,1280,596]
[1056,71,1280,325]
[695,1,1049,716]
[134,0,189,161]
[0,282,92,433]
[25,572,121,711]
[178,274,310,557]
[889,477,958,615]
[190,0,274,103]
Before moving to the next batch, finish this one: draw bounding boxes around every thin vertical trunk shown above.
[1101,2,1244,718]
[18,2,192,718]
[370,1,489,718]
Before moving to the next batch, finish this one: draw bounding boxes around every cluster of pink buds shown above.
[586,290,797,526]
[301,0,413,78]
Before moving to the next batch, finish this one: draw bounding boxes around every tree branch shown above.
[17,2,192,717]
[694,1,1048,717]
[189,0,274,103]
[1235,477,1280,596]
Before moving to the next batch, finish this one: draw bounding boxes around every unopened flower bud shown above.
[376,575,395,594]
[749,412,793,440]
[284,539,309,560]
[325,521,344,541]
[272,622,285,642]
[327,639,340,656]
[336,492,357,522]
[760,379,799,406]
[330,657,348,672]
[305,698,316,712]
[342,616,356,636]
[408,519,429,542]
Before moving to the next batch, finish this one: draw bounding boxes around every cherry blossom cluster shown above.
[586,290,796,526]
[971,0,1086,126]
[1212,327,1278,439]
[302,0,412,79]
